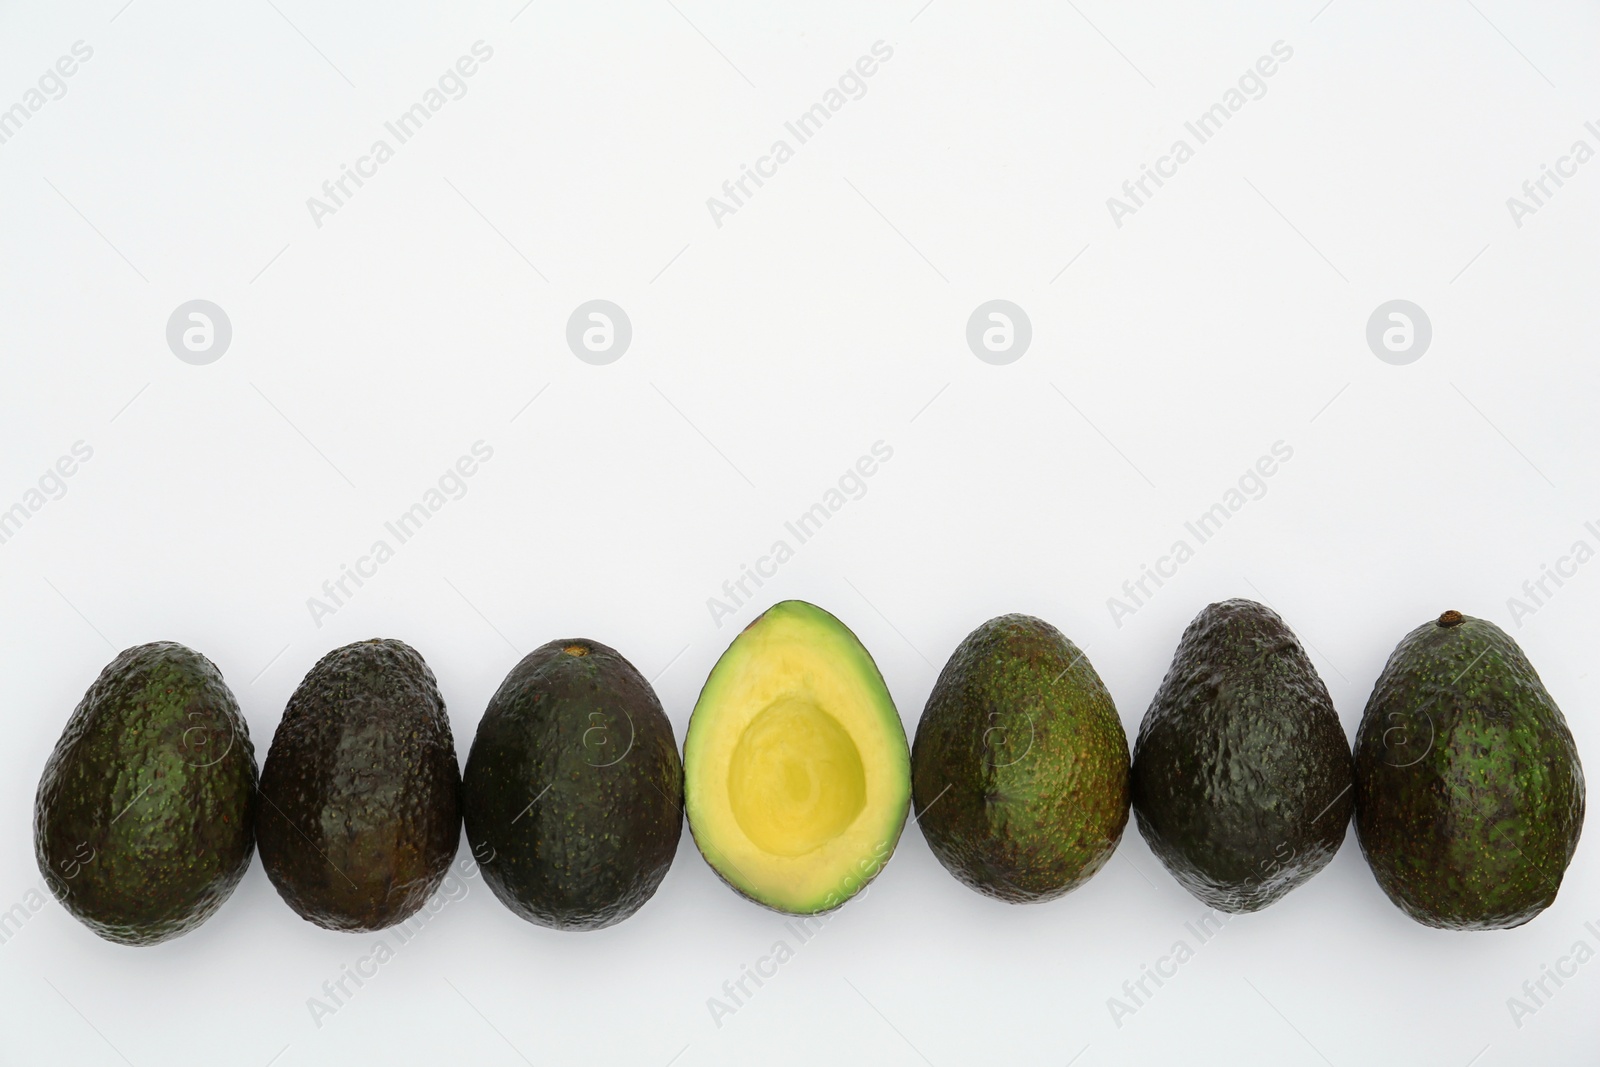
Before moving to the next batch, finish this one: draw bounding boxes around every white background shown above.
[2,1,1598,1064]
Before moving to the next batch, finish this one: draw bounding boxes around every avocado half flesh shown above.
[256,639,461,932]
[684,600,910,914]
[1354,610,1585,930]
[1132,599,1353,912]
[35,642,258,946]
[462,638,683,930]
[912,614,1130,903]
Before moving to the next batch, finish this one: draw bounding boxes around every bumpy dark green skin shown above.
[34,643,258,946]
[257,639,460,932]
[1354,612,1585,930]
[462,639,683,930]
[1131,600,1352,912]
[911,615,1130,903]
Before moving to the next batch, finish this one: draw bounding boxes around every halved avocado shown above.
[684,600,910,914]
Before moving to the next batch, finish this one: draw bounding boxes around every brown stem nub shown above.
[1437,610,1464,628]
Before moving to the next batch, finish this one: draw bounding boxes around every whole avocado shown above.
[911,614,1130,903]
[1130,600,1353,912]
[257,639,460,931]
[34,642,258,946]
[1354,610,1585,930]
[462,639,683,930]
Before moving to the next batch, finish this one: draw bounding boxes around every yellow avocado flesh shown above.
[685,601,910,914]
[728,695,868,856]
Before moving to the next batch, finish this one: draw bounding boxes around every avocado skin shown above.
[1354,612,1585,930]
[911,615,1130,903]
[1131,600,1353,912]
[462,639,683,930]
[257,639,460,932]
[34,642,258,946]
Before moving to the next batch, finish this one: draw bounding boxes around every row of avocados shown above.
[33,598,1586,946]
